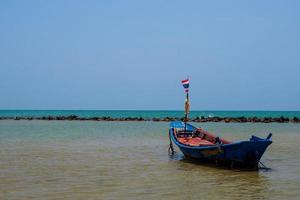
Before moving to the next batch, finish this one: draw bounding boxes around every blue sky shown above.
[0,0,299,110]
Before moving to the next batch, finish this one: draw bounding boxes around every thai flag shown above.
[181,78,189,93]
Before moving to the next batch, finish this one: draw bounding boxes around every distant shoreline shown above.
[1,115,299,123]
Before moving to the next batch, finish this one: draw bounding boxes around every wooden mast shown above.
[183,77,190,131]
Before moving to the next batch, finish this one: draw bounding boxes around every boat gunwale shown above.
[169,123,272,150]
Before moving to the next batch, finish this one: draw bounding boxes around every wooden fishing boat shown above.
[169,77,272,170]
[169,121,272,170]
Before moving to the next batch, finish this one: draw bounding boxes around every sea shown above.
[0,110,300,119]
[1,110,300,199]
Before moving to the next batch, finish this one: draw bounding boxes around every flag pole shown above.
[184,92,189,131]
[183,76,190,132]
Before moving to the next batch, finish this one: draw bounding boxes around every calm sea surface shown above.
[1,120,300,199]
[1,110,300,118]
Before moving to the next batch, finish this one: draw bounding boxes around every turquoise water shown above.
[0,110,300,118]
[1,120,300,199]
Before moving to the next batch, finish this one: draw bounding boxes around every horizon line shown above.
[0,109,300,112]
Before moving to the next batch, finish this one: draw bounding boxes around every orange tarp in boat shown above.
[177,137,215,146]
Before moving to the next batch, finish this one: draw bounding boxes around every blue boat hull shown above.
[169,122,272,169]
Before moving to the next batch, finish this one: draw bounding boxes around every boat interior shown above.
[173,128,231,146]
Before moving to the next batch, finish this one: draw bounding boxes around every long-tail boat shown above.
[168,78,272,170]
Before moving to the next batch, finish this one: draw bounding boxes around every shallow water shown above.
[0,121,300,199]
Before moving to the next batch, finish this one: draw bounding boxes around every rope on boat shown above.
[168,129,175,155]
[258,161,271,170]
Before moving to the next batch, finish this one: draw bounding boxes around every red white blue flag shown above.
[181,78,189,93]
